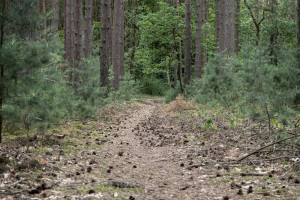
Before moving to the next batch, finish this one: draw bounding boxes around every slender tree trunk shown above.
[225,0,236,56]
[0,0,5,143]
[235,0,240,53]
[100,0,111,88]
[74,0,83,84]
[112,0,124,91]
[298,0,300,69]
[129,0,136,74]
[194,0,204,79]
[203,0,209,63]
[215,0,225,53]
[50,0,59,35]
[120,0,125,77]
[184,0,191,85]
[84,0,93,58]
[269,0,278,65]
[66,0,75,82]
[64,0,68,59]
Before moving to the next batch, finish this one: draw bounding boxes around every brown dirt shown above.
[0,99,299,199]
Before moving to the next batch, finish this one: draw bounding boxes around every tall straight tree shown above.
[298,0,300,69]
[119,0,125,77]
[74,0,83,84]
[215,0,225,52]
[215,0,236,55]
[65,0,75,82]
[0,0,5,142]
[184,0,191,85]
[194,0,205,79]
[84,0,93,58]
[112,0,125,91]
[50,0,59,35]
[100,0,111,88]
[225,0,235,56]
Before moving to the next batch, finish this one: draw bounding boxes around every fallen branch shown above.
[236,135,299,162]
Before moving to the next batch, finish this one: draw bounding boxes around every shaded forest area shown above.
[0,0,300,199]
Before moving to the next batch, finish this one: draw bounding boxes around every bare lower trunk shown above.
[194,0,205,79]
[100,0,111,88]
[298,0,300,69]
[0,0,5,143]
[50,0,59,35]
[84,0,93,58]
[112,0,124,91]
[74,0,83,84]
[184,0,191,85]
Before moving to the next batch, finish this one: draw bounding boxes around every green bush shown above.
[140,77,168,96]
[191,45,300,123]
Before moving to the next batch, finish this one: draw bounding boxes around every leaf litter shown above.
[0,98,299,199]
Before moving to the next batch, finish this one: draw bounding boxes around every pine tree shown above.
[74,0,83,84]
[184,0,191,85]
[84,0,93,58]
[50,0,59,36]
[100,0,111,88]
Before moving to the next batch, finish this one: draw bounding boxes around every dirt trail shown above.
[1,99,299,199]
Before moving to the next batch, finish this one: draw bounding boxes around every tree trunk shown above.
[129,0,136,74]
[0,0,5,143]
[120,0,125,77]
[84,0,93,58]
[269,0,278,65]
[100,0,111,88]
[112,0,124,91]
[298,0,300,69]
[215,0,225,53]
[184,0,191,85]
[235,0,240,53]
[194,0,204,79]
[66,0,75,82]
[74,0,83,84]
[225,0,235,56]
[216,0,236,55]
[50,0,59,35]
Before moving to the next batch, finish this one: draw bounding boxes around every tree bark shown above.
[194,0,205,79]
[112,0,124,91]
[235,0,240,53]
[298,0,300,69]
[120,0,125,77]
[215,0,225,53]
[84,0,93,58]
[74,0,83,84]
[129,0,136,74]
[269,0,278,65]
[100,0,111,88]
[65,0,75,82]
[225,0,235,56]
[0,0,5,143]
[184,0,191,85]
[216,0,236,55]
[50,0,59,35]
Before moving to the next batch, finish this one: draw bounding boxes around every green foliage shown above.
[1,36,70,132]
[140,77,168,96]
[136,2,184,78]
[164,86,182,103]
[191,44,300,124]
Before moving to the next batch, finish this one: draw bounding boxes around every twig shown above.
[236,135,299,162]
[251,156,299,163]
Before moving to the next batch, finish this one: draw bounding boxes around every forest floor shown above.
[0,97,300,200]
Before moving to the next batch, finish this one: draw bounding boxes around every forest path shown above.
[0,99,299,200]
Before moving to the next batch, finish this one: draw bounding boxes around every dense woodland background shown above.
[0,0,300,143]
